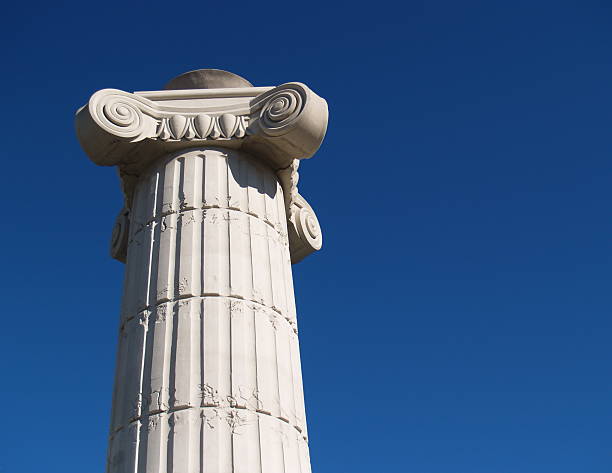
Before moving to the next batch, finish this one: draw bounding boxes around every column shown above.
[75,70,328,473]
[109,147,309,473]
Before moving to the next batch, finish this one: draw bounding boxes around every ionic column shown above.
[75,69,328,473]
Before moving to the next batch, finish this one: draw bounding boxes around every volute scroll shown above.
[75,82,328,173]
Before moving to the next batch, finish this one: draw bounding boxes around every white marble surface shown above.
[75,70,328,473]
[108,148,309,473]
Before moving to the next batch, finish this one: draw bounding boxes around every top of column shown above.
[75,68,328,178]
[75,69,328,263]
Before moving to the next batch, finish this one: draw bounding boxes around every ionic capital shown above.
[76,71,328,264]
[75,81,327,176]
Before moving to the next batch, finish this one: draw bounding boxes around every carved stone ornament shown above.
[75,82,327,177]
[287,193,323,264]
[76,77,328,264]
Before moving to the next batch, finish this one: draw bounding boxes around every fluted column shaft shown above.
[107,147,311,473]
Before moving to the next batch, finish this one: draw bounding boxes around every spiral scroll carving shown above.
[259,88,305,136]
[295,205,322,251]
[90,91,155,141]
[286,193,322,264]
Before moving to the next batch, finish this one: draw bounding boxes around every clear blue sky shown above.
[0,1,610,472]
